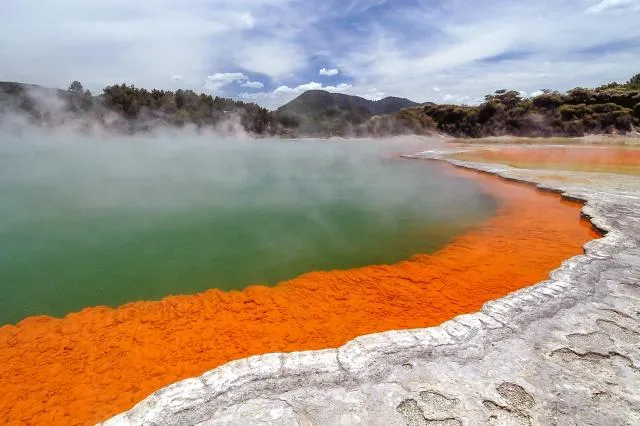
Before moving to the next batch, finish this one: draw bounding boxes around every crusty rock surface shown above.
[102,149,640,426]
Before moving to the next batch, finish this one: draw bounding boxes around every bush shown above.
[615,114,633,132]
[563,120,585,137]
[559,104,590,120]
[566,87,594,104]
[532,91,565,109]
[591,102,626,114]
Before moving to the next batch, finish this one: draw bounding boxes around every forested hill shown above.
[277,90,418,116]
[275,90,419,134]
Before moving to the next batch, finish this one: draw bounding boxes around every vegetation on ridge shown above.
[275,90,419,135]
[356,73,640,138]
[0,81,285,135]
[1,73,639,137]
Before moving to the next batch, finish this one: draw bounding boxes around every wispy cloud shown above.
[240,81,362,108]
[0,0,299,94]
[332,0,640,106]
[240,81,265,89]
[274,82,352,94]
[205,73,249,91]
[1,0,639,109]
[585,0,640,14]
[319,67,339,76]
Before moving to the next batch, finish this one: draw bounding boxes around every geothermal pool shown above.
[0,135,497,325]
[0,137,600,425]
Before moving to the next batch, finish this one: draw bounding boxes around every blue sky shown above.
[1,0,639,109]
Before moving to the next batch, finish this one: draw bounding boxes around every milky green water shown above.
[0,135,497,325]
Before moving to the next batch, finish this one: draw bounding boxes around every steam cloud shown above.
[0,93,497,324]
[0,85,257,139]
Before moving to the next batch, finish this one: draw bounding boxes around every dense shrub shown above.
[0,81,283,135]
[406,75,640,138]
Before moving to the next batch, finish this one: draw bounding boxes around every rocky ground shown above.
[102,147,640,426]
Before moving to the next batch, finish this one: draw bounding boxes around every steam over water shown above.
[0,134,497,325]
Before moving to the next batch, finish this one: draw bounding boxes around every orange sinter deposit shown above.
[452,146,640,175]
[0,165,600,426]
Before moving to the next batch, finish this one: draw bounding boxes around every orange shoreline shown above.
[0,164,599,425]
[452,146,640,175]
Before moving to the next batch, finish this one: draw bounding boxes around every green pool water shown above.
[0,135,497,325]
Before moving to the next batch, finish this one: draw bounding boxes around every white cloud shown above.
[359,87,386,100]
[1,0,639,109]
[332,0,640,107]
[240,81,265,89]
[319,67,339,76]
[235,41,306,78]
[442,93,476,104]
[241,81,354,109]
[0,0,302,91]
[585,0,640,14]
[273,85,302,94]
[274,82,318,93]
[204,72,248,91]
[274,81,351,94]
[236,12,256,28]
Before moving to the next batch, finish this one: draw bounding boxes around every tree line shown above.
[356,73,640,138]
[1,73,639,137]
[0,80,289,135]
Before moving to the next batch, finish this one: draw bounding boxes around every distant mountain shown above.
[0,81,65,97]
[275,90,420,135]
[277,90,419,115]
[0,81,67,111]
